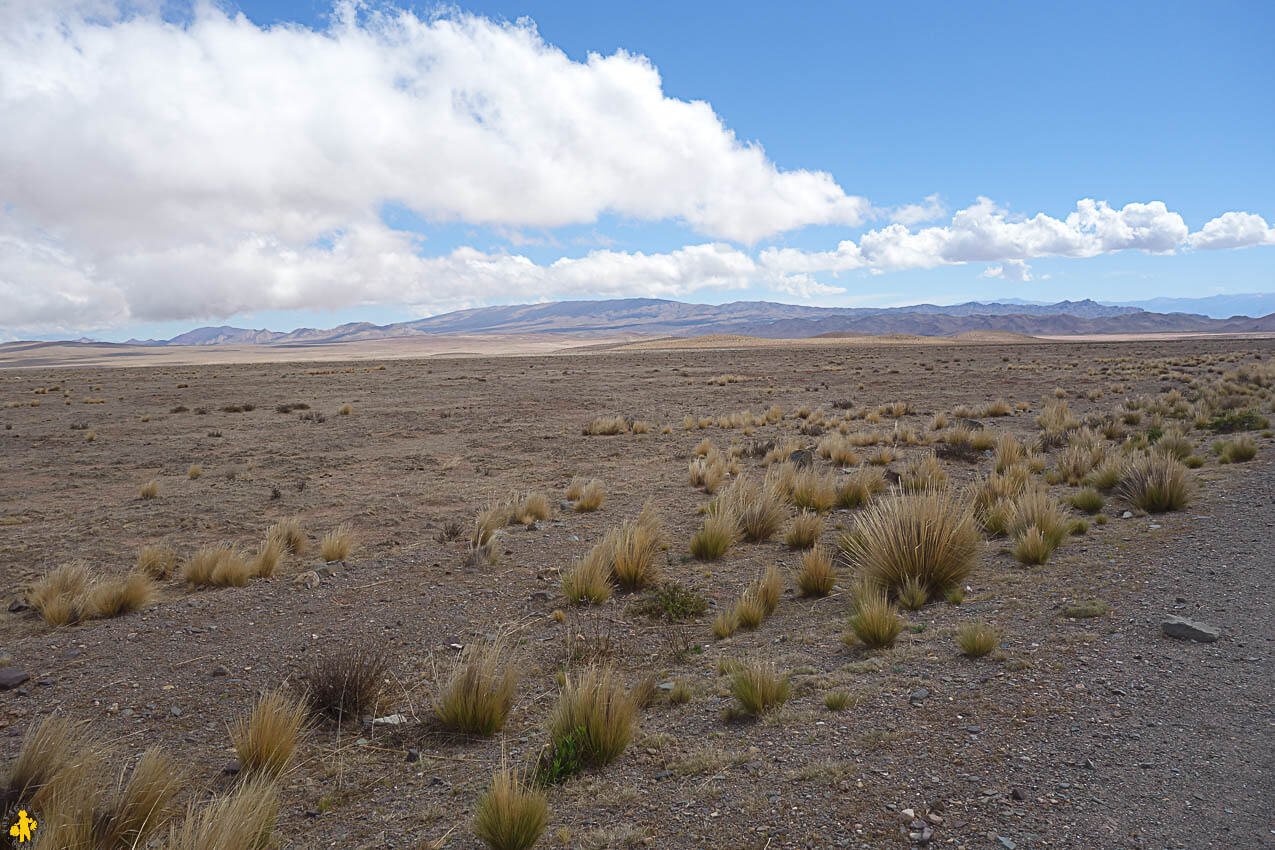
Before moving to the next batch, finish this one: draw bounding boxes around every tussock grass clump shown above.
[473,764,548,850]
[1006,488,1070,548]
[1217,434,1258,463]
[994,433,1024,472]
[795,546,836,597]
[607,505,663,590]
[845,586,901,648]
[1118,453,1192,513]
[901,452,948,491]
[166,776,279,850]
[94,748,184,848]
[1064,599,1110,618]
[983,398,1012,417]
[785,510,824,549]
[895,576,928,611]
[1154,427,1193,460]
[435,641,518,736]
[319,524,353,562]
[304,643,390,722]
[137,544,177,579]
[561,548,612,605]
[824,691,852,711]
[754,565,783,615]
[230,690,309,779]
[730,661,790,716]
[572,479,606,512]
[3,716,99,814]
[1068,487,1105,514]
[836,466,885,508]
[249,537,283,578]
[733,592,766,629]
[83,572,157,619]
[1087,456,1124,491]
[565,477,587,500]
[789,468,837,512]
[28,563,92,625]
[183,544,251,588]
[1012,527,1052,565]
[338,403,353,415]
[548,667,634,766]
[512,492,551,526]
[267,516,308,556]
[1053,443,1104,485]
[629,583,707,621]
[583,415,629,436]
[139,480,159,500]
[711,609,739,639]
[187,463,202,479]
[867,447,897,466]
[838,488,978,601]
[690,512,737,561]
[957,621,999,657]
[715,476,787,542]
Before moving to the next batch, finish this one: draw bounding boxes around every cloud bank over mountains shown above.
[1,1,1272,332]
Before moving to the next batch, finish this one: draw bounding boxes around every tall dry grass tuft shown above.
[319,524,354,562]
[785,510,824,550]
[165,776,279,850]
[267,516,308,556]
[512,492,551,526]
[789,468,837,512]
[183,545,251,588]
[846,585,902,648]
[473,762,548,850]
[230,690,310,779]
[139,480,159,500]
[561,546,612,606]
[689,511,737,561]
[572,479,606,512]
[249,537,283,578]
[715,475,787,543]
[137,545,177,579]
[1118,453,1192,512]
[28,564,92,625]
[795,546,836,597]
[839,488,978,601]
[730,661,790,716]
[836,466,886,508]
[92,748,184,847]
[83,572,157,619]
[435,641,518,736]
[901,452,948,491]
[548,667,635,766]
[608,505,664,590]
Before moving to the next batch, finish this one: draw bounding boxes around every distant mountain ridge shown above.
[119,296,1275,346]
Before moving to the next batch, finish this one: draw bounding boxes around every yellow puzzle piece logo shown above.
[9,810,37,843]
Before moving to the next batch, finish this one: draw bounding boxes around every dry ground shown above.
[1,337,1272,849]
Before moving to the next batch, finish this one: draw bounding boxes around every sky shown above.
[1,0,1273,341]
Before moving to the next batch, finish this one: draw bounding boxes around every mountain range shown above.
[120,297,1275,346]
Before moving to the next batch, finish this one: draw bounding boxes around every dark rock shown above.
[1162,616,1220,642]
[789,449,814,468]
[1011,788,1025,801]
[957,418,984,430]
[884,469,901,485]
[909,688,930,705]
[210,665,230,677]
[222,760,241,775]
[655,770,673,781]
[528,590,550,603]
[406,748,420,763]
[0,669,30,690]
[8,599,28,613]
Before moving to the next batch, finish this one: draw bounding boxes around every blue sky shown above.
[2,0,1272,339]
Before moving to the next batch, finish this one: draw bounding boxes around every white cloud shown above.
[0,1,1271,335]
[981,260,1032,281]
[1185,212,1275,251]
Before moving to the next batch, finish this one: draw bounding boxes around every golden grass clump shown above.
[730,661,790,716]
[901,452,948,491]
[846,586,902,648]
[754,565,784,615]
[183,544,251,588]
[970,465,1030,534]
[1217,434,1258,463]
[83,572,157,619]
[789,467,837,512]
[733,592,766,629]
[1012,527,1053,566]
[338,403,353,415]
[690,511,737,561]
[1053,443,1104,485]
[187,463,202,479]
[795,546,836,597]
[93,748,184,848]
[561,547,612,605]
[712,609,739,639]
[27,563,91,626]
[956,621,1000,657]
[229,690,309,779]
[319,524,354,562]
[139,480,159,500]
[473,763,548,850]
[716,475,787,542]
[607,505,663,590]
[785,510,824,549]
[512,492,551,526]
[267,516,308,556]
[1005,488,1069,547]
[994,433,1024,472]
[1154,427,1194,460]
[838,488,978,601]
[1068,487,1105,514]
[165,776,279,850]
[572,479,606,512]
[836,466,885,508]
[249,537,283,578]
[3,716,100,815]
[583,415,629,436]
[435,641,518,736]
[1118,453,1192,512]
[1087,456,1124,490]
[548,667,635,766]
[137,544,177,579]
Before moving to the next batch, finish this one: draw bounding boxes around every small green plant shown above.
[1204,410,1269,433]
[944,586,965,605]
[824,691,851,711]
[629,583,707,622]
[534,726,586,786]
[1068,487,1105,514]
[1063,599,1109,618]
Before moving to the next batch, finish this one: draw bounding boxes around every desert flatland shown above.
[1,337,1272,849]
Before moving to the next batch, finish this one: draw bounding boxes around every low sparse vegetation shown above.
[304,642,390,722]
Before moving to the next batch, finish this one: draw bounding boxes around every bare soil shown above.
[1,336,1272,849]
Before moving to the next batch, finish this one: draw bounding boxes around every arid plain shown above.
[1,336,1272,849]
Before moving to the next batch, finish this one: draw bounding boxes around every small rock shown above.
[315,564,338,578]
[406,748,420,763]
[222,760,241,775]
[789,449,814,468]
[7,599,29,613]
[528,590,550,603]
[372,713,408,727]
[654,770,672,781]
[900,808,916,820]
[997,838,1016,850]
[658,681,674,691]
[927,813,943,824]
[966,725,981,734]
[1011,788,1025,801]
[908,688,929,705]
[1121,511,1133,519]
[170,706,182,717]
[1083,758,1095,770]
[1162,616,1220,642]
[0,669,30,690]
[210,665,230,677]
[293,571,320,589]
